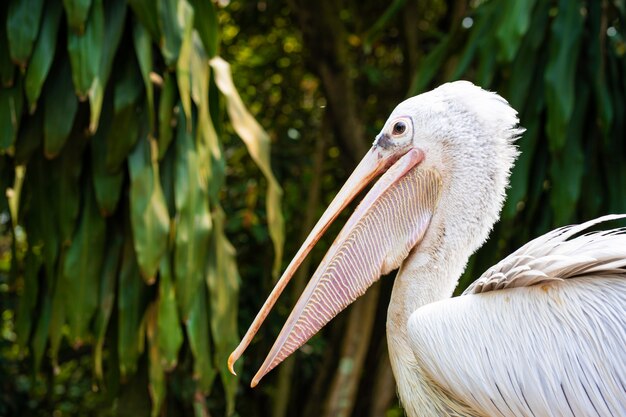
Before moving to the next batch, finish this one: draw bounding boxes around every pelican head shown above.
[229,81,522,386]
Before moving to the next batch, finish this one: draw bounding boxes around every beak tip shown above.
[227,354,238,375]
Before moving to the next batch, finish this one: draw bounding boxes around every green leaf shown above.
[207,206,239,414]
[129,135,170,282]
[146,303,165,417]
[544,0,584,152]
[30,280,52,372]
[156,254,183,369]
[118,233,147,377]
[211,56,285,279]
[549,83,588,225]
[43,58,78,158]
[495,0,537,63]
[158,0,191,67]
[6,0,45,68]
[173,111,212,319]
[127,0,160,43]
[23,155,59,277]
[362,0,407,51]
[408,35,452,96]
[15,248,42,349]
[175,1,194,126]
[449,4,496,81]
[63,0,92,34]
[48,256,67,369]
[88,0,127,133]
[0,75,24,151]
[185,283,216,393]
[503,0,549,110]
[24,0,63,113]
[62,181,106,344]
[92,98,124,216]
[0,4,16,87]
[157,72,177,159]
[587,0,613,137]
[133,22,155,131]
[189,0,219,57]
[53,129,86,245]
[94,229,123,380]
[14,107,43,165]
[105,56,144,173]
[67,0,103,99]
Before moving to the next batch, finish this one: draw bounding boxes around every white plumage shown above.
[229,81,626,417]
[406,219,626,416]
[384,83,626,417]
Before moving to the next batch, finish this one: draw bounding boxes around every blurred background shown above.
[1,0,625,416]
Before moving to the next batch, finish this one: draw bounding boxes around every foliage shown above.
[1,0,625,417]
[0,0,284,416]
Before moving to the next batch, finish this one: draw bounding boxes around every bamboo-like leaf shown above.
[502,0,549,110]
[173,111,212,319]
[211,56,285,278]
[118,233,147,377]
[157,72,177,159]
[0,75,24,151]
[48,256,67,369]
[105,57,144,173]
[544,0,583,152]
[176,1,194,127]
[92,98,124,216]
[157,253,183,369]
[6,0,45,68]
[62,182,106,344]
[30,280,52,372]
[67,0,103,99]
[191,39,223,197]
[207,206,239,414]
[23,155,59,277]
[185,282,216,393]
[24,0,62,113]
[495,0,537,63]
[14,107,43,165]
[63,0,92,34]
[88,0,127,133]
[129,135,170,282]
[408,35,452,96]
[188,0,219,57]
[146,303,165,417]
[52,128,86,245]
[362,0,407,51]
[587,1,613,137]
[158,0,190,67]
[449,5,494,81]
[475,38,497,87]
[133,22,155,131]
[94,229,123,380]
[127,0,160,44]
[15,249,42,349]
[43,59,78,158]
[0,4,15,87]
[549,85,588,225]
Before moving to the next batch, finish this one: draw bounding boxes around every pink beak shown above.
[228,144,440,386]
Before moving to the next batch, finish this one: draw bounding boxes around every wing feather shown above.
[464,215,626,295]
[408,277,626,417]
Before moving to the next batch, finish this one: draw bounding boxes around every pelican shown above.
[229,81,626,416]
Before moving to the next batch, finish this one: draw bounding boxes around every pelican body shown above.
[229,82,626,416]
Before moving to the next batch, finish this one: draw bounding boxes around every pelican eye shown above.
[392,121,406,136]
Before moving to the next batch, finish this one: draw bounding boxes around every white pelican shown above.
[229,81,626,416]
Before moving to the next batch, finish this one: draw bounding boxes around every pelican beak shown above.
[228,144,441,387]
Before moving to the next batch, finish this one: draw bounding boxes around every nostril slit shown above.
[376,133,393,149]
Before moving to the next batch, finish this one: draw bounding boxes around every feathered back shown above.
[464,214,626,295]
